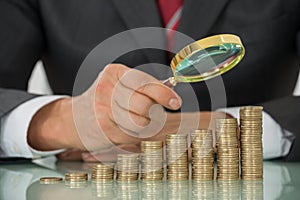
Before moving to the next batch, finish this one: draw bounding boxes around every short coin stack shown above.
[191,129,214,180]
[116,154,139,181]
[65,172,88,188]
[141,141,163,180]
[216,118,240,180]
[91,163,114,181]
[166,134,189,180]
[240,106,263,180]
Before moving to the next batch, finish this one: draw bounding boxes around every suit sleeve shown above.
[0,0,43,117]
[262,24,300,161]
[262,96,300,161]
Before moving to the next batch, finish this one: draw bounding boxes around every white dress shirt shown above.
[0,96,65,158]
[0,96,295,159]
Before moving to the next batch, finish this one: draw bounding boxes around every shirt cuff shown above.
[0,96,67,159]
[217,107,294,159]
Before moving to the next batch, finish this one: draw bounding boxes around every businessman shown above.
[0,0,300,161]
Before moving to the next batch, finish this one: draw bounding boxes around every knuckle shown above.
[134,116,150,127]
[129,95,152,116]
[97,117,111,133]
[102,64,115,74]
[138,83,149,94]
[103,64,128,79]
[108,135,120,145]
[96,80,111,94]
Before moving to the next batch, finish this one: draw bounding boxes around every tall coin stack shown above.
[91,163,114,181]
[216,118,240,180]
[116,154,139,181]
[191,129,214,180]
[166,134,189,180]
[240,106,263,180]
[141,141,163,180]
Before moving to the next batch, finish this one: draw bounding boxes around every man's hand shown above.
[56,111,229,162]
[27,64,181,154]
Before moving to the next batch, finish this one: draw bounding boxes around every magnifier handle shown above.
[162,77,177,89]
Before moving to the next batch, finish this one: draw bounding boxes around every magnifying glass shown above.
[163,34,245,88]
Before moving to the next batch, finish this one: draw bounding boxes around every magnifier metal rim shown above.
[170,34,245,83]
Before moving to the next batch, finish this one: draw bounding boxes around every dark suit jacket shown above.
[0,0,300,159]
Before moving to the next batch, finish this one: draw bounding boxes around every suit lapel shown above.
[111,0,167,65]
[176,0,230,50]
[111,0,162,29]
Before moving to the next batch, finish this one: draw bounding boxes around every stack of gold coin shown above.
[240,106,263,180]
[91,163,114,181]
[191,129,214,180]
[241,180,264,200]
[141,141,163,180]
[166,134,189,180]
[116,154,139,181]
[216,118,239,180]
[65,172,88,188]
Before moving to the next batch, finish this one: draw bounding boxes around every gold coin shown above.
[240,106,263,111]
[65,172,88,176]
[40,177,63,184]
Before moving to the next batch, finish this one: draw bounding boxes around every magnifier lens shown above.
[170,34,245,84]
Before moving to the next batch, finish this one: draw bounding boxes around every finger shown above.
[109,64,182,110]
[81,152,99,162]
[101,115,143,145]
[56,149,83,161]
[113,80,154,117]
[92,103,143,145]
[111,101,150,134]
[82,144,140,162]
[136,82,182,110]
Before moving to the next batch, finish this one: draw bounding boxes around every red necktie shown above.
[157,0,183,52]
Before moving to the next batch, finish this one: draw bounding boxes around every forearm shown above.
[27,97,85,151]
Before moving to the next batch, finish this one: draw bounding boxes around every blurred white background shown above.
[28,61,300,96]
